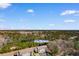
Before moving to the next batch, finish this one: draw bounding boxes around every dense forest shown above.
[0,30,79,55]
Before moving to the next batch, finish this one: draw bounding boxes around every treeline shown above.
[0,30,79,43]
[0,30,79,44]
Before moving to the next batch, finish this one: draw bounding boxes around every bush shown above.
[0,41,47,53]
[51,45,58,55]
[47,39,74,56]
[74,41,79,50]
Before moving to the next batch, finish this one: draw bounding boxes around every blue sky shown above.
[0,3,79,30]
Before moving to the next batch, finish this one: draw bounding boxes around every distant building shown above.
[34,40,49,43]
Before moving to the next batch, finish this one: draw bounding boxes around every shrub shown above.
[74,41,79,50]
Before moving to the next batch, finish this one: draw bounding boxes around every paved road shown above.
[0,45,47,56]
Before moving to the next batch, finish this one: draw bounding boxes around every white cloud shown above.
[0,3,11,9]
[48,24,55,26]
[27,9,34,13]
[64,19,76,23]
[60,10,79,16]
